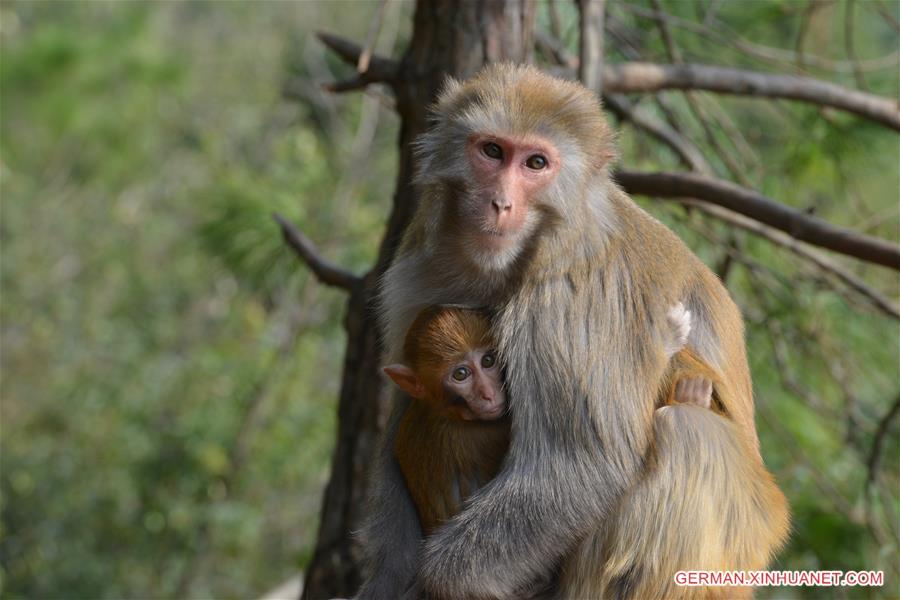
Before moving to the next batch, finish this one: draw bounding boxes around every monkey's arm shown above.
[355,397,423,600]
[418,284,666,598]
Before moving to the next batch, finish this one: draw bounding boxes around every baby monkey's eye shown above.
[482,142,503,160]
[481,351,497,368]
[526,154,548,170]
[452,366,471,381]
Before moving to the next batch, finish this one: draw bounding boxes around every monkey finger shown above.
[685,379,703,405]
[673,378,688,404]
[674,377,708,407]
[700,379,713,408]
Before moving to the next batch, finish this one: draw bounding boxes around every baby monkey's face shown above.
[442,347,506,422]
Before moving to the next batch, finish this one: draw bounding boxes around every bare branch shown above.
[577,0,606,95]
[547,0,563,41]
[602,62,900,131]
[844,0,868,91]
[793,0,817,72]
[866,393,900,496]
[535,29,579,69]
[538,27,898,130]
[649,0,682,62]
[357,0,390,73]
[676,200,900,319]
[316,31,400,88]
[273,213,361,291]
[872,1,900,33]
[614,170,900,270]
[699,95,764,178]
[323,77,377,94]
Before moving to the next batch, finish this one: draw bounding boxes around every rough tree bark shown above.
[298,2,535,599]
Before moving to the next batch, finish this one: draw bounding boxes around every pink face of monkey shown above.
[463,134,560,256]
[383,346,507,422]
[440,347,506,422]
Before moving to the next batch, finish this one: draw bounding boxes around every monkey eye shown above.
[481,351,497,368]
[525,154,548,170]
[482,142,503,160]
[452,366,471,381]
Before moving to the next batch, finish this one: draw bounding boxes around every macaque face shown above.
[442,347,506,422]
[463,134,560,256]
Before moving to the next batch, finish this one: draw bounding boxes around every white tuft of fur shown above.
[664,301,692,357]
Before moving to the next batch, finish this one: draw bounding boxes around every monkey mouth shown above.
[477,227,517,250]
[480,225,508,237]
[472,402,506,420]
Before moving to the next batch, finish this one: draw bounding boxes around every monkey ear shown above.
[383,364,427,399]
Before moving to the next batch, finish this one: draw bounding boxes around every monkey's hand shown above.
[664,301,692,357]
[417,457,596,599]
[672,376,713,409]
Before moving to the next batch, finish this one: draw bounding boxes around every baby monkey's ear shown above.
[383,364,427,399]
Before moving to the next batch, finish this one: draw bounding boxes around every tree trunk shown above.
[300,2,535,599]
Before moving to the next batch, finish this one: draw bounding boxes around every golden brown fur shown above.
[395,403,509,535]
[360,64,790,600]
[393,307,510,534]
[660,346,724,411]
[396,345,743,547]
[559,346,790,599]
[396,305,765,595]
[401,306,494,404]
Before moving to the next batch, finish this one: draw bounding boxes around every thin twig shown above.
[700,95,764,178]
[865,393,900,497]
[577,0,606,95]
[604,95,713,174]
[273,213,361,291]
[547,0,563,41]
[648,0,751,185]
[844,0,868,91]
[793,0,817,72]
[357,0,390,73]
[535,29,578,68]
[603,16,691,137]
[871,1,900,33]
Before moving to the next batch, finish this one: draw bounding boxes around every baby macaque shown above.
[384,306,508,534]
[384,303,714,535]
[660,302,719,411]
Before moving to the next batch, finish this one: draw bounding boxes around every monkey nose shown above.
[491,197,512,213]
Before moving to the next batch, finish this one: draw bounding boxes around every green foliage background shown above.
[1,1,897,599]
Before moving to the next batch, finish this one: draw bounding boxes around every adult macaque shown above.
[360,64,788,599]
[384,304,708,538]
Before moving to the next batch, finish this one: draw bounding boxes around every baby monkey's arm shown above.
[662,302,716,410]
